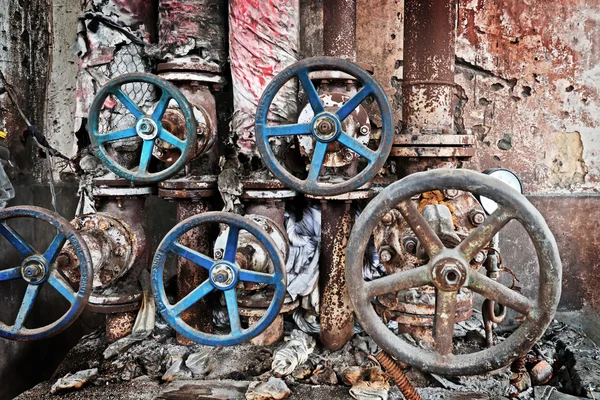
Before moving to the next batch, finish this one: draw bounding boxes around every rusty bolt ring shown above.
[346,169,561,375]
[255,56,394,196]
[151,212,287,346]
[0,206,93,341]
[88,73,197,184]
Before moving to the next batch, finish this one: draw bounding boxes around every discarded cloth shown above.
[271,330,316,377]
[50,368,98,394]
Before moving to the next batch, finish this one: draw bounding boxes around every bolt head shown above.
[403,238,418,255]
[381,212,394,225]
[359,126,370,135]
[440,262,462,285]
[444,189,460,199]
[344,150,354,162]
[379,249,393,263]
[474,251,486,263]
[214,249,224,260]
[470,209,486,226]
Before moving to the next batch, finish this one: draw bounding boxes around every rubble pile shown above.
[14,314,600,400]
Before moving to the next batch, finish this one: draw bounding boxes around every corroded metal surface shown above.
[176,200,213,345]
[375,351,422,400]
[323,0,356,59]
[157,0,226,68]
[60,213,135,290]
[346,169,562,375]
[320,201,355,350]
[402,0,456,135]
[105,311,136,343]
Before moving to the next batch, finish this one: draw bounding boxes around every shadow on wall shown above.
[0,184,176,399]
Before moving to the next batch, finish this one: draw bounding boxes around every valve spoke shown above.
[336,86,373,121]
[13,284,40,331]
[297,68,325,114]
[263,123,312,137]
[0,223,36,258]
[239,269,277,285]
[152,92,172,120]
[138,140,154,174]
[397,200,445,257]
[458,207,513,261]
[171,242,215,270]
[365,265,431,299]
[44,233,66,265]
[0,267,21,282]
[337,132,377,163]
[467,270,534,316]
[223,226,240,263]
[158,129,186,150]
[224,289,242,335]
[306,141,328,183]
[112,88,144,119]
[48,271,76,304]
[170,280,214,316]
[434,289,457,355]
[96,128,138,144]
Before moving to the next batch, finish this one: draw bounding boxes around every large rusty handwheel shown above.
[346,169,561,375]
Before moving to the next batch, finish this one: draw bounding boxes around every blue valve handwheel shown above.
[151,212,287,346]
[0,206,92,341]
[88,73,197,184]
[255,57,394,196]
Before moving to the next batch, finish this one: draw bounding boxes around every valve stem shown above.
[375,351,422,400]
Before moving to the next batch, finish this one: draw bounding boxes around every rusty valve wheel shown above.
[151,212,287,346]
[255,57,394,196]
[88,73,197,183]
[0,206,93,340]
[346,169,562,375]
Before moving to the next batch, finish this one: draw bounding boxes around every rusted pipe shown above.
[176,200,213,345]
[402,0,456,136]
[375,351,422,400]
[319,200,355,350]
[323,0,356,60]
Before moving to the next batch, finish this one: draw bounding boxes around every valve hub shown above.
[432,258,467,291]
[312,112,341,142]
[21,256,49,284]
[210,262,237,290]
[136,117,159,140]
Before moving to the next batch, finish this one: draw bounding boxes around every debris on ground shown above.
[245,377,291,399]
[50,368,98,394]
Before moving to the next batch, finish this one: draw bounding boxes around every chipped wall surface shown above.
[455,0,600,194]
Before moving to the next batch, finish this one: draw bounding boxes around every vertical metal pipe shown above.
[176,200,213,345]
[319,0,358,351]
[402,0,456,135]
[319,200,355,350]
[323,0,357,59]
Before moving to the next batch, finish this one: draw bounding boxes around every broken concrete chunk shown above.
[271,330,316,377]
[50,368,98,394]
[245,377,291,400]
